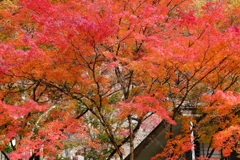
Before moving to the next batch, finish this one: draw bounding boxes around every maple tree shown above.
[0,0,239,160]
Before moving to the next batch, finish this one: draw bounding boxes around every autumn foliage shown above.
[0,0,239,159]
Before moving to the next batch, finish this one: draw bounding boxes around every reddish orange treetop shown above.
[0,0,239,159]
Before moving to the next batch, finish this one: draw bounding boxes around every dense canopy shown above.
[0,0,239,159]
